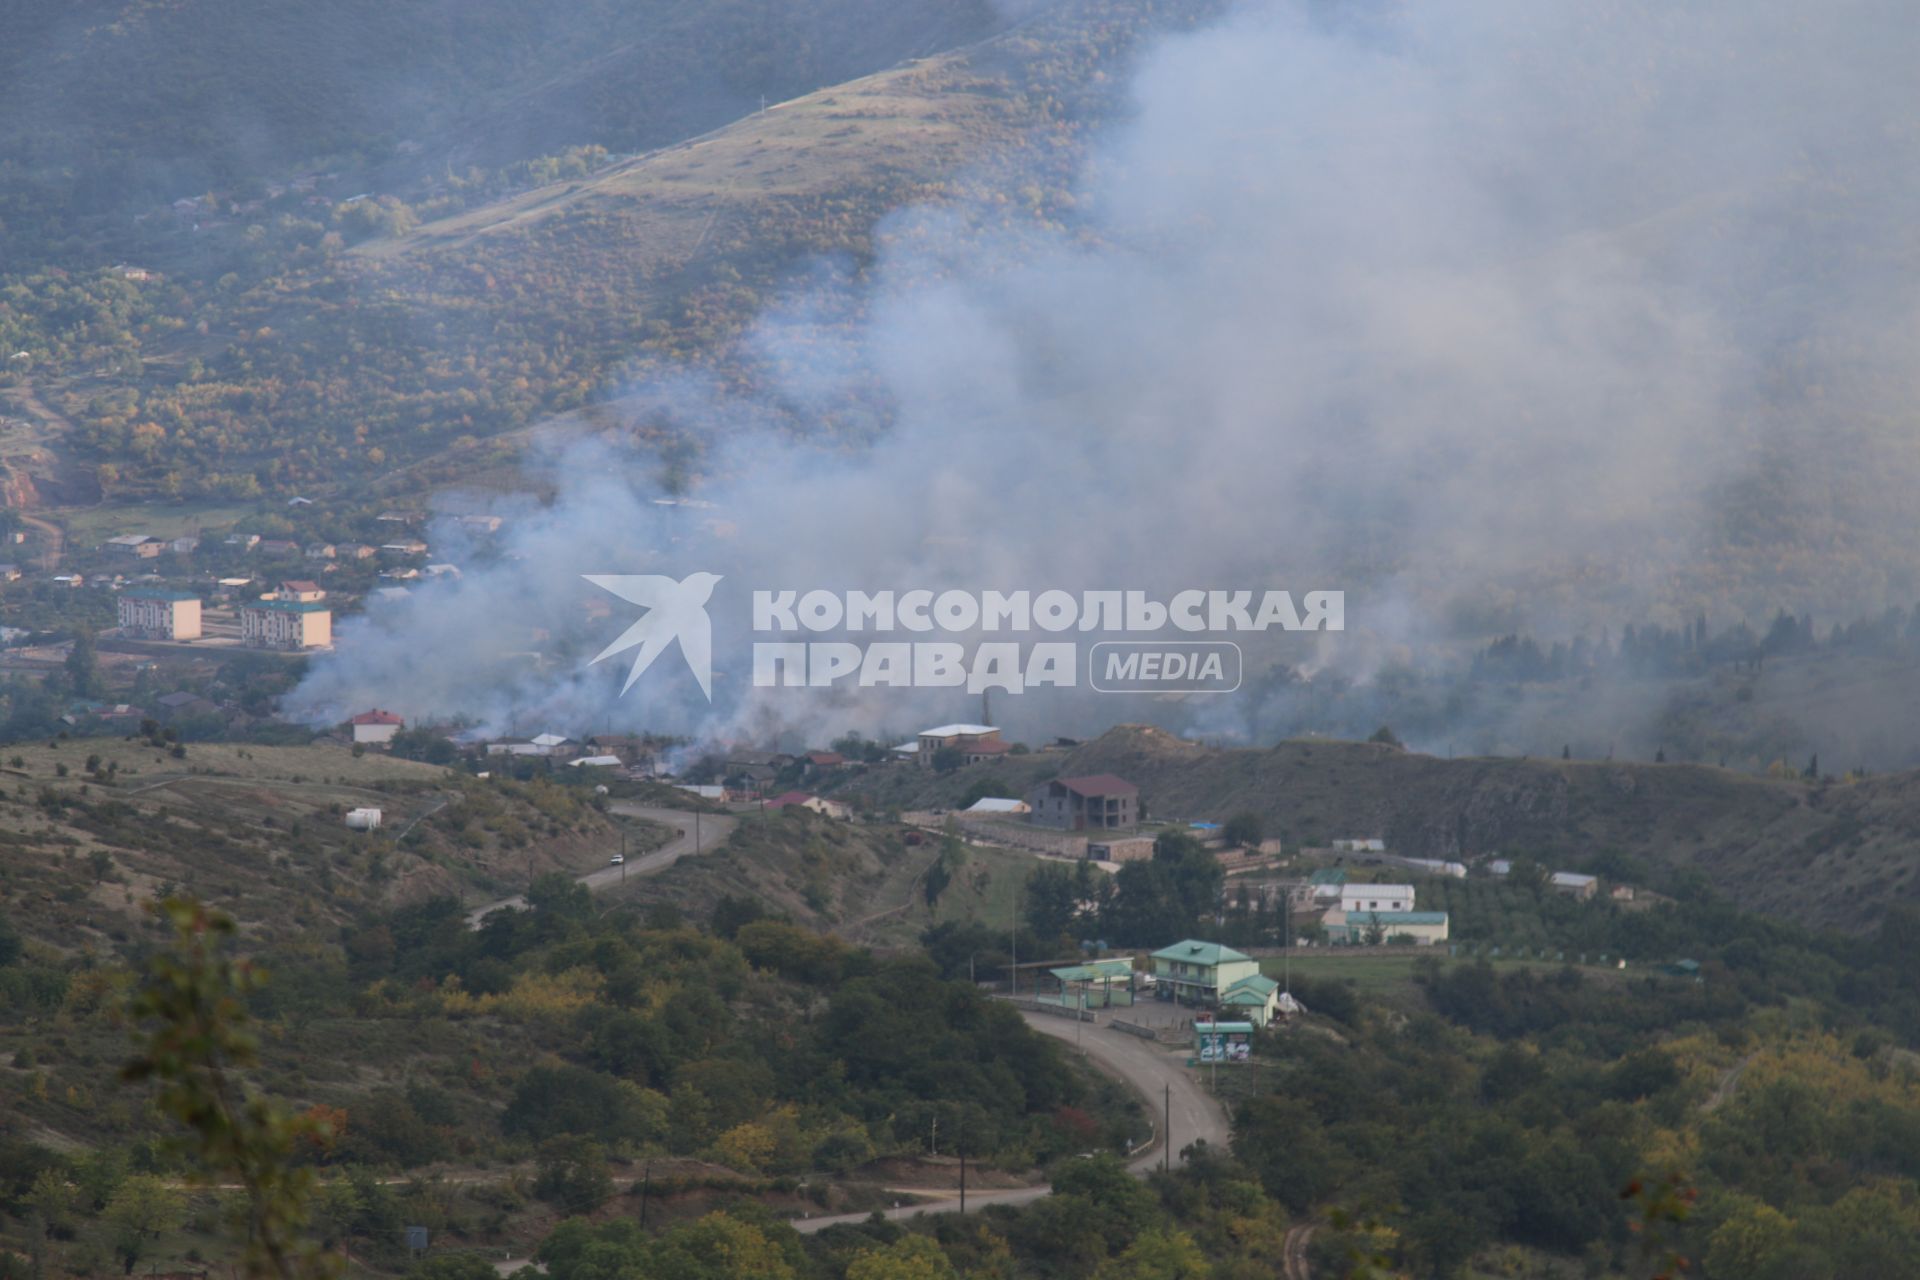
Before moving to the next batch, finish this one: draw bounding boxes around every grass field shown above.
[59,499,254,544]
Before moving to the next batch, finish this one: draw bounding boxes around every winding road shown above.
[789,1010,1231,1234]
[464,802,736,927]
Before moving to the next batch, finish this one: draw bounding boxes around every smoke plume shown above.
[288,0,1920,756]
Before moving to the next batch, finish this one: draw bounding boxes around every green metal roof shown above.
[1343,911,1448,925]
[1194,1021,1254,1033]
[243,598,329,613]
[1307,868,1347,884]
[1224,973,1279,998]
[1049,959,1136,983]
[1150,940,1253,966]
[123,587,198,602]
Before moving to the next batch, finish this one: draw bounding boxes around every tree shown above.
[1093,1229,1213,1280]
[1221,811,1264,849]
[961,776,1017,808]
[1368,725,1403,749]
[65,627,99,697]
[533,1137,613,1211]
[1706,1201,1797,1280]
[1025,863,1081,943]
[104,1174,185,1275]
[119,897,339,1279]
[23,1167,79,1238]
[847,1236,959,1280]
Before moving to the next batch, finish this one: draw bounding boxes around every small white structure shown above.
[1403,857,1469,879]
[1332,837,1387,852]
[570,754,624,769]
[1338,883,1416,914]
[349,709,404,744]
[963,797,1031,815]
[345,808,383,831]
[1550,871,1599,900]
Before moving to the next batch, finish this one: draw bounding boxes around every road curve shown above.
[790,1010,1230,1234]
[465,803,736,927]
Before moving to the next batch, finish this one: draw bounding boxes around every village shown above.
[329,716,1681,1056]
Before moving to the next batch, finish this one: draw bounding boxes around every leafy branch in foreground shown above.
[120,896,340,1279]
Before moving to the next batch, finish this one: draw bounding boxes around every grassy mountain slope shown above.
[639,808,1036,947]
[14,0,1200,499]
[0,0,1007,265]
[1050,725,1920,933]
[0,741,640,952]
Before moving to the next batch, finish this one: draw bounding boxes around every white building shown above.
[1403,857,1469,879]
[106,534,162,558]
[349,709,404,744]
[1550,871,1599,900]
[1332,837,1387,852]
[963,797,1031,815]
[1338,883,1416,914]
[239,599,331,649]
[117,588,202,640]
[345,808,383,830]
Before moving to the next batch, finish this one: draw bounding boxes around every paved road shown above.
[465,803,736,927]
[790,1011,1230,1234]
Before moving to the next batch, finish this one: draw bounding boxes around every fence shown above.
[1005,997,1096,1023]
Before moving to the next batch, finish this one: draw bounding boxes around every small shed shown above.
[1045,958,1138,1011]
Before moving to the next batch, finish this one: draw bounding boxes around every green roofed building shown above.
[1219,972,1284,1027]
[1150,940,1259,1008]
[1044,958,1138,1011]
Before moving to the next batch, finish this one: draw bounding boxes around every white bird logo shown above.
[584,572,723,699]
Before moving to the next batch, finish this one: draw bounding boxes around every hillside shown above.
[0,740,648,952]
[4,0,1196,503]
[638,807,1040,948]
[1045,725,1920,933]
[0,0,1008,271]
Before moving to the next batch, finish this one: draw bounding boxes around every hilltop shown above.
[1041,725,1919,933]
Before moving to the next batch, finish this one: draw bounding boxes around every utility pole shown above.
[639,1162,652,1227]
[930,1115,938,1157]
[1010,876,1019,997]
[694,808,701,855]
[1164,1082,1171,1172]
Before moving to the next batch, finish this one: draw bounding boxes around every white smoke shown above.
[287,0,1920,751]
